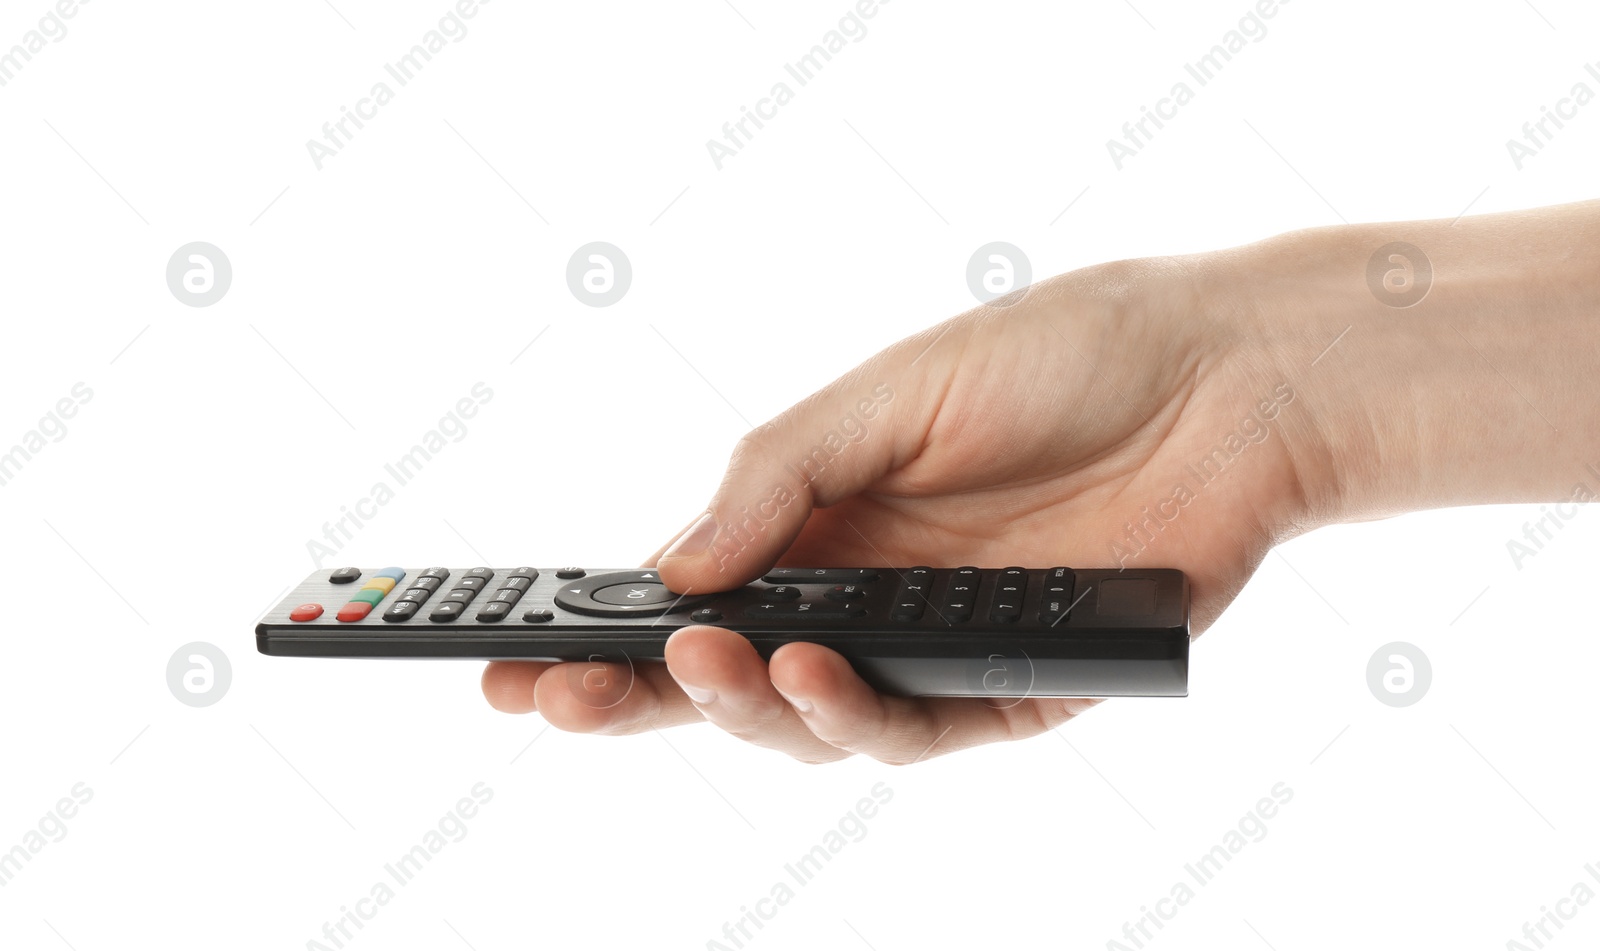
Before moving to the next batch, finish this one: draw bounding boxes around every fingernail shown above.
[676,678,716,704]
[776,689,813,713]
[661,512,717,561]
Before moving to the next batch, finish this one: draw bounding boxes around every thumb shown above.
[651,359,934,594]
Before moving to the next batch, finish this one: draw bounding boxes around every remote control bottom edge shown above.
[255,633,1187,698]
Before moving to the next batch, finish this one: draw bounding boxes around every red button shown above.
[336,601,373,622]
[289,603,323,622]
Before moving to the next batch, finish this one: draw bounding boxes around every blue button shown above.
[373,567,407,582]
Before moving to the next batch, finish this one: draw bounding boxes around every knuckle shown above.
[728,427,781,469]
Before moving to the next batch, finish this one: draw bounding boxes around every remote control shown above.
[255,565,1190,698]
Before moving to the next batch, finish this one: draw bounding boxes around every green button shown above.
[351,589,386,606]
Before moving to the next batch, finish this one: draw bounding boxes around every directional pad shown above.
[552,571,711,618]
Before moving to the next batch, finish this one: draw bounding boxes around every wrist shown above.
[1221,201,1600,530]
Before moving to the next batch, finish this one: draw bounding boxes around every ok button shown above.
[592,582,674,606]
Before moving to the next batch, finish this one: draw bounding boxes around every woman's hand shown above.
[482,200,1600,762]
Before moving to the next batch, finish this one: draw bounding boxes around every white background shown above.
[2,0,1598,948]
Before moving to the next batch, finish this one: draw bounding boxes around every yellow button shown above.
[363,577,396,595]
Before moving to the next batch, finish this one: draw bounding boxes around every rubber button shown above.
[289,603,323,622]
[383,601,419,622]
[363,577,396,595]
[890,600,924,621]
[476,602,512,622]
[336,601,373,622]
[429,602,465,622]
[330,567,361,584]
[508,567,539,580]
[373,567,406,582]
[351,588,386,606]
[690,608,723,623]
[592,582,673,606]
[947,567,980,600]
[990,567,1026,622]
[464,567,495,582]
[556,567,586,579]
[766,585,801,601]
[522,609,554,623]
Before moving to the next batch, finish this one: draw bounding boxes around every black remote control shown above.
[255,565,1190,698]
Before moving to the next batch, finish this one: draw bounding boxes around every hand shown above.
[482,200,1600,762]
[483,251,1323,762]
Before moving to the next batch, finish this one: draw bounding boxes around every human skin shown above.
[481,199,1600,764]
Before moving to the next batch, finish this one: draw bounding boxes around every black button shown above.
[766,585,802,601]
[442,588,477,603]
[990,602,1022,622]
[556,567,585,579]
[825,584,864,601]
[411,576,443,591]
[745,602,868,619]
[592,583,674,606]
[690,608,723,623]
[330,567,361,584]
[990,567,1027,622]
[455,576,488,591]
[464,567,495,582]
[890,600,924,621]
[892,566,935,620]
[421,567,451,581]
[476,601,512,622]
[492,588,524,605]
[398,587,433,604]
[501,576,533,591]
[428,602,465,622]
[522,609,554,623]
[944,567,977,621]
[760,568,879,585]
[382,601,420,622]
[1040,568,1074,624]
[946,567,979,598]
[898,567,934,596]
[508,567,539,580]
